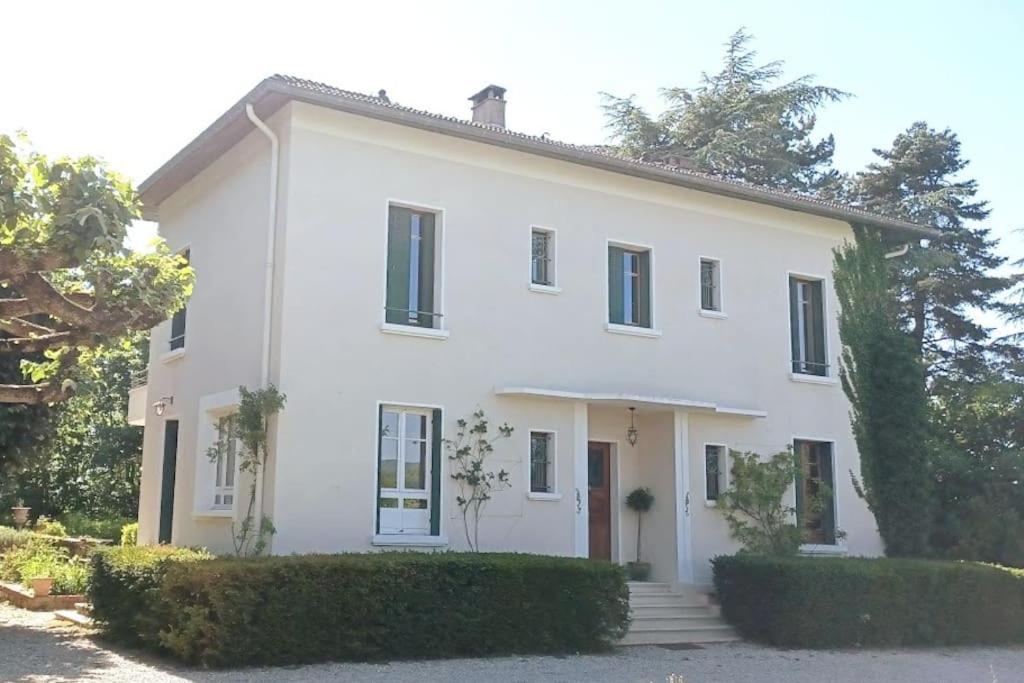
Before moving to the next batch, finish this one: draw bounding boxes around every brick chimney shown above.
[469,85,506,128]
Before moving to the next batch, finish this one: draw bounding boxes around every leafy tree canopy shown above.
[0,133,192,404]
[601,28,847,193]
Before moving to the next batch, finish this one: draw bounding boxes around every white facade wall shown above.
[138,101,883,583]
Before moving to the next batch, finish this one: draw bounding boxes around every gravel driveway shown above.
[3,602,1023,682]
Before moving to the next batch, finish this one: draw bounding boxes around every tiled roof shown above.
[270,75,928,234]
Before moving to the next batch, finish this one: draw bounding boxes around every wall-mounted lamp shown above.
[627,406,638,447]
[152,396,174,417]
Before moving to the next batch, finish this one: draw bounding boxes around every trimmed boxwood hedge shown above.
[712,554,1024,648]
[91,549,630,666]
[89,545,213,646]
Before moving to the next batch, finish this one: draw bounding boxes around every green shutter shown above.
[158,420,179,544]
[809,280,826,374]
[430,409,442,536]
[820,443,836,544]
[793,442,804,530]
[789,278,800,372]
[417,213,436,328]
[608,246,624,324]
[385,207,412,324]
[638,250,651,328]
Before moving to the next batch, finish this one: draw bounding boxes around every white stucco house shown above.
[130,76,933,592]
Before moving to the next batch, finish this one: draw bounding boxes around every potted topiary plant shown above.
[11,500,30,529]
[625,487,655,580]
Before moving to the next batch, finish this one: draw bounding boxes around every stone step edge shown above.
[54,609,95,627]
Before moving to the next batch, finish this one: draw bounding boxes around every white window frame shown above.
[527,429,560,500]
[192,387,240,519]
[161,243,191,364]
[604,238,662,338]
[371,400,448,547]
[698,256,727,319]
[380,200,449,340]
[702,442,728,506]
[786,270,836,384]
[791,435,846,555]
[528,225,560,294]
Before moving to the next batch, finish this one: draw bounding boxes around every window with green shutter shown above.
[608,245,652,328]
[377,405,442,536]
[386,206,438,328]
[789,276,827,376]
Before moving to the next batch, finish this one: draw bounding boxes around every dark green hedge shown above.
[89,545,212,646]
[712,554,1024,648]
[92,550,630,666]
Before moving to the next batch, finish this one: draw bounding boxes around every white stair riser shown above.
[632,605,721,619]
[625,582,673,594]
[629,593,709,608]
[631,616,725,630]
[620,629,739,645]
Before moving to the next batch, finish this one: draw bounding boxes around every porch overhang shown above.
[493,386,767,418]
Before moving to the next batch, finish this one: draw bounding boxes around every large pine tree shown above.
[601,29,847,193]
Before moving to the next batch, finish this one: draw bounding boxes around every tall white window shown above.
[609,245,652,328]
[385,205,440,329]
[213,414,237,509]
[789,276,827,376]
[531,228,555,287]
[378,406,439,535]
[529,431,555,494]
[704,444,726,503]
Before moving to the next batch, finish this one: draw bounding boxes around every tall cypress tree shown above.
[834,227,932,556]
[601,29,847,193]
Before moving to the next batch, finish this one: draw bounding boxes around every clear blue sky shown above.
[5,0,1021,324]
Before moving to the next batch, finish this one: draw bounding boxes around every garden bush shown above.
[59,513,135,541]
[712,554,1024,647]
[0,525,39,551]
[89,545,213,646]
[34,515,68,537]
[95,551,630,666]
[120,522,138,546]
[0,537,89,594]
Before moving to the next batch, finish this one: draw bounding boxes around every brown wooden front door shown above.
[588,442,612,560]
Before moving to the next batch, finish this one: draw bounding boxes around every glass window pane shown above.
[404,439,427,490]
[404,413,427,440]
[588,452,604,488]
[380,438,399,489]
[379,497,399,508]
[403,498,428,509]
[705,447,720,501]
[381,411,399,439]
[530,432,551,493]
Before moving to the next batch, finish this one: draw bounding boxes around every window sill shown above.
[380,323,450,340]
[526,492,562,502]
[372,534,449,547]
[789,372,838,386]
[698,309,728,320]
[604,323,662,339]
[800,543,848,556]
[192,508,233,520]
[528,283,562,295]
[160,348,186,364]
[704,500,718,508]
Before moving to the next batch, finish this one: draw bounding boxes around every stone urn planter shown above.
[11,506,30,529]
[29,577,52,598]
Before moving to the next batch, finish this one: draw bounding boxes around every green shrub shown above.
[34,515,69,537]
[97,551,629,666]
[120,522,138,546]
[0,525,38,551]
[713,554,1024,648]
[59,513,135,541]
[89,545,214,646]
[0,537,89,594]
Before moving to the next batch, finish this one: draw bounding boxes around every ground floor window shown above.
[212,414,237,509]
[794,439,837,544]
[529,431,555,493]
[377,405,441,535]
[704,444,726,503]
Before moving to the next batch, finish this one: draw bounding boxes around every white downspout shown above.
[245,103,280,550]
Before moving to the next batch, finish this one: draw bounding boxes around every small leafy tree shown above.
[207,385,285,556]
[717,449,825,556]
[445,410,512,552]
[625,487,654,563]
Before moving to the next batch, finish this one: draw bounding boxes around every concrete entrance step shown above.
[54,609,94,627]
[632,603,722,618]
[620,623,739,645]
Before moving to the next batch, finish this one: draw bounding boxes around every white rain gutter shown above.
[244,103,280,550]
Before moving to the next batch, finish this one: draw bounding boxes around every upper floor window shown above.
[377,405,441,536]
[212,414,237,509]
[385,205,440,329]
[789,276,827,376]
[531,227,555,288]
[169,248,190,350]
[529,431,555,494]
[608,245,652,328]
[794,439,837,545]
[700,258,722,312]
